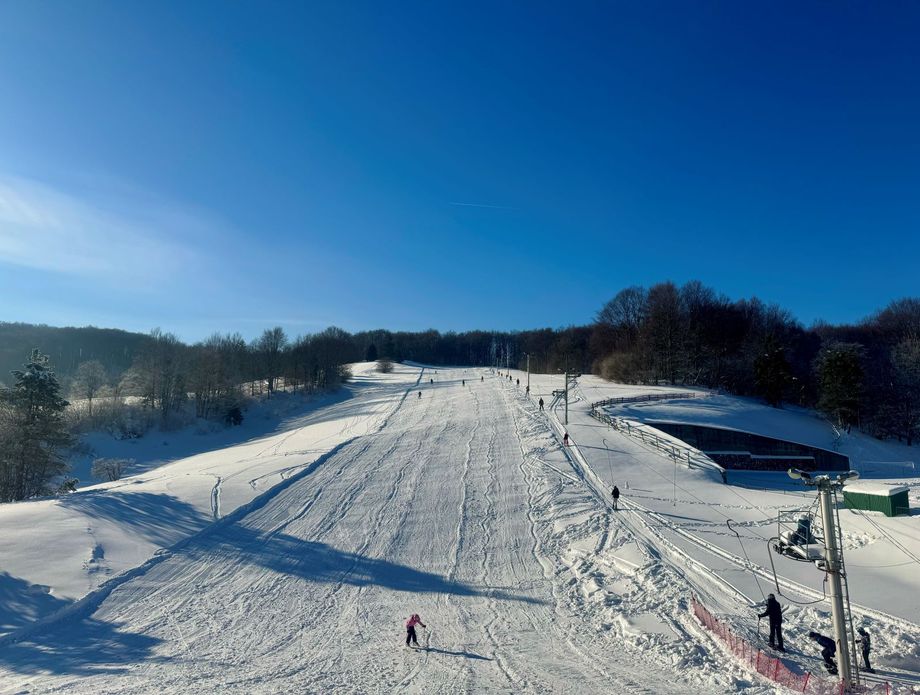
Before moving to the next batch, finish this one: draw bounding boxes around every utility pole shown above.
[564,370,569,426]
[526,354,530,393]
[787,469,858,691]
[818,480,853,689]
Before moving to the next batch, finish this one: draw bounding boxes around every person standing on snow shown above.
[538,398,544,411]
[857,627,874,673]
[418,391,422,399]
[808,631,836,672]
[758,593,785,652]
[563,432,569,446]
[612,485,620,511]
[405,613,427,648]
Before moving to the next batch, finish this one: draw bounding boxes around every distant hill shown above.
[0,322,152,385]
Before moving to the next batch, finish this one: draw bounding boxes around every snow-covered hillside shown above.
[0,366,918,693]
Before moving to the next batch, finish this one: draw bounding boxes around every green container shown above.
[843,483,910,517]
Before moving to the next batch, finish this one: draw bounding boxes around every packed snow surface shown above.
[1,365,919,693]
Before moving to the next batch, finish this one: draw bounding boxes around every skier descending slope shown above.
[405,613,427,648]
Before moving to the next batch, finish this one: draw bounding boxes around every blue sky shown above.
[1,2,918,341]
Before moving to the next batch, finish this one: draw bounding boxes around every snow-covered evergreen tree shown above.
[0,349,73,501]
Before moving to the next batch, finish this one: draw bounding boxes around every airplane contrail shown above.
[448,201,517,210]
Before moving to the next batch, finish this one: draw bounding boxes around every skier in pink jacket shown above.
[405,613,426,647]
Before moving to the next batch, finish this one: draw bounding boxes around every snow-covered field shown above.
[1,365,918,693]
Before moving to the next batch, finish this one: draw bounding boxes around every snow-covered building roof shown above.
[843,481,909,496]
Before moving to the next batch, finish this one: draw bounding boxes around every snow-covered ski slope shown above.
[0,363,423,635]
[1,365,919,693]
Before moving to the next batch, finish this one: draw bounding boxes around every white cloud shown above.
[0,174,220,283]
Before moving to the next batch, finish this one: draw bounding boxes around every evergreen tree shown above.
[815,343,865,429]
[0,349,73,501]
[890,336,920,446]
[365,343,378,362]
[754,336,791,407]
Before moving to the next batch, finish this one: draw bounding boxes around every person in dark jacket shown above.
[809,631,837,673]
[857,627,874,673]
[538,398,544,411]
[758,593,785,651]
[611,485,620,511]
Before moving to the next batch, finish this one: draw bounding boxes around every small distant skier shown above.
[538,397,544,411]
[808,631,837,673]
[418,391,422,399]
[612,485,620,511]
[857,627,874,673]
[516,378,519,386]
[758,593,785,652]
[405,613,427,648]
[563,432,569,446]
[430,378,434,385]
[525,385,530,394]
[481,376,484,382]
[462,379,465,386]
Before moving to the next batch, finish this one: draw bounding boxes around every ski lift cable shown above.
[583,383,782,540]
[727,519,767,600]
[594,416,775,539]
[851,507,920,568]
[765,538,829,606]
[719,483,789,533]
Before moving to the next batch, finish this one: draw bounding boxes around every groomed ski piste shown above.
[1,362,919,694]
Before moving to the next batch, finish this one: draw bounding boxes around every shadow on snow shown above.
[59,491,209,547]
[0,613,164,678]
[0,572,72,636]
[188,525,547,606]
[422,646,493,660]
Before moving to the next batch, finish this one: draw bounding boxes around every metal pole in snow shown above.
[526,353,530,393]
[673,455,677,506]
[564,370,569,426]
[817,480,854,689]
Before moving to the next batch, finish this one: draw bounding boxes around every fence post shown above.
[801,672,810,692]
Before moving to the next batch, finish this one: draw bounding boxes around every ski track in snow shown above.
[3,367,918,693]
